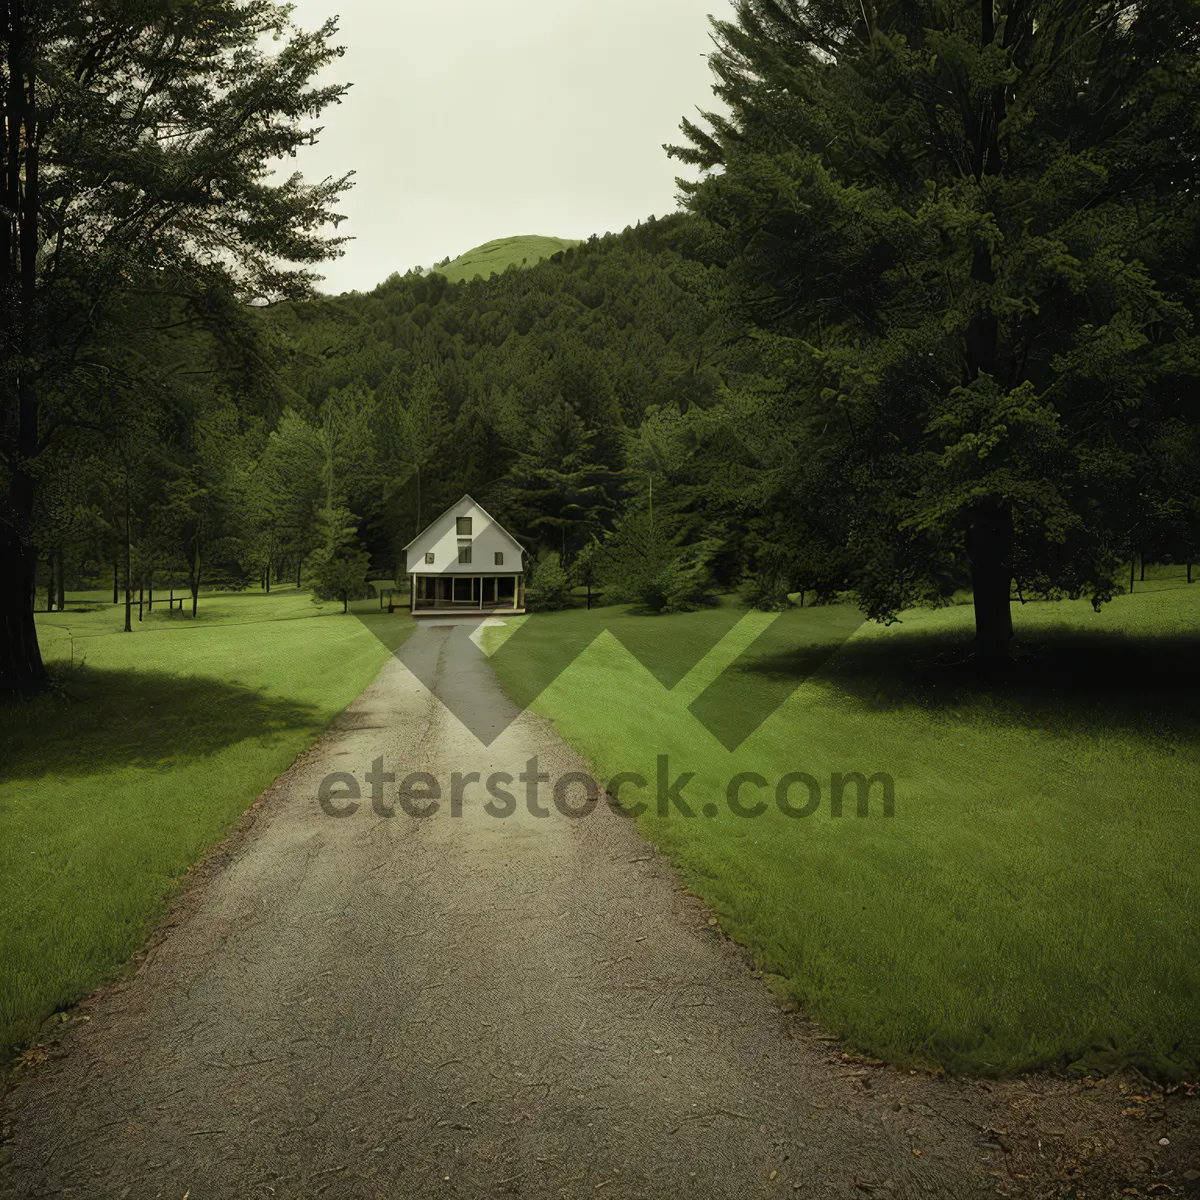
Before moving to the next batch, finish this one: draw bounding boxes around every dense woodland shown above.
[3,0,1200,696]
[18,213,762,622]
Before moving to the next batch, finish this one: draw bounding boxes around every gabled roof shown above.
[401,493,524,553]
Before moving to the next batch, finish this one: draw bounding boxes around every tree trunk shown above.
[1140,554,1146,582]
[113,559,119,605]
[1130,557,1135,593]
[586,583,591,610]
[183,520,202,618]
[0,528,46,697]
[296,556,303,588]
[45,552,55,612]
[55,550,65,612]
[138,581,144,622]
[124,488,133,633]
[964,498,1014,664]
[0,18,49,696]
[265,561,271,594]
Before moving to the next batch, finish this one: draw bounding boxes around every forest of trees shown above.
[3,0,1199,698]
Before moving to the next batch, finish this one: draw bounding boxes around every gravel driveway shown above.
[2,619,1195,1199]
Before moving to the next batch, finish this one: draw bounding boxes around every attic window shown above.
[456,516,472,536]
[425,552,435,564]
[494,552,504,566]
[458,545,472,564]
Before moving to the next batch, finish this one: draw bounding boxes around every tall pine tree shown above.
[668,0,1200,662]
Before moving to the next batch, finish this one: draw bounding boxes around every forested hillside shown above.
[20,211,767,636]
[244,212,756,585]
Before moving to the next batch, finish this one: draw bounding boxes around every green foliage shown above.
[382,363,452,541]
[570,537,606,607]
[250,212,737,574]
[309,507,373,612]
[738,568,793,612]
[525,550,574,612]
[1,0,353,692]
[500,399,617,563]
[599,509,718,614]
[666,0,1200,640]
[252,409,327,574]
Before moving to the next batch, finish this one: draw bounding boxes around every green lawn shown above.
[482,569,1200,1079]
[0,587,413,1064]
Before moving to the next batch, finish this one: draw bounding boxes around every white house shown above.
[402,494,525,616]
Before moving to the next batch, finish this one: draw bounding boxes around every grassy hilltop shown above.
[430,234,582,284]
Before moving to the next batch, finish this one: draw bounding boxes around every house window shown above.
[425,552,435,564]
[458,545,472,564]
[494,551,504,566]
[456,517,472,536]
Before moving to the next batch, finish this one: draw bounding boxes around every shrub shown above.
[739,569,793,611]
[599,511,717,613]
[525,550,573,611]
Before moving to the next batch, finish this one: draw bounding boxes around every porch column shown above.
[478,575,483,609]
[410,574,415,613]
[512,575,518,610]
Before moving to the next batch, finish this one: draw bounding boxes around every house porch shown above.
[410,572,525,616]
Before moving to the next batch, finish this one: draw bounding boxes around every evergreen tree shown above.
[599,508,719,614]
[525,550,573,612]
[667,0,1200,663]
[309,506,373,613]
[502,398,618,563]
[388,364,450,537]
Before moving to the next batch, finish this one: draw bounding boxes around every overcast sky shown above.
[275,0,732,295]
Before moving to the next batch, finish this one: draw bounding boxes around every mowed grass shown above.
[431,234,581,284]
[483,571,1200,1079]
[0,587,413,1064]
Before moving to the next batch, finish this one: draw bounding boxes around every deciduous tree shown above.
[1,0,352,694]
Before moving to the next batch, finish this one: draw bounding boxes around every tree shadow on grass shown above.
[743,623,1200,744]
[0,665,320,782]
[687,604,868,750]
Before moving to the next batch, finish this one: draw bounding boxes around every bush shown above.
[599,511,717,613]
[525,550,573,611]
[739,569,793,611]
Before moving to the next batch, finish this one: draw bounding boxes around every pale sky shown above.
[276,0,732,295]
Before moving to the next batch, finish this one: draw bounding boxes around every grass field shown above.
[0,587,413,1065]
[482,569,1200,1079]
[430,234,581,284]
